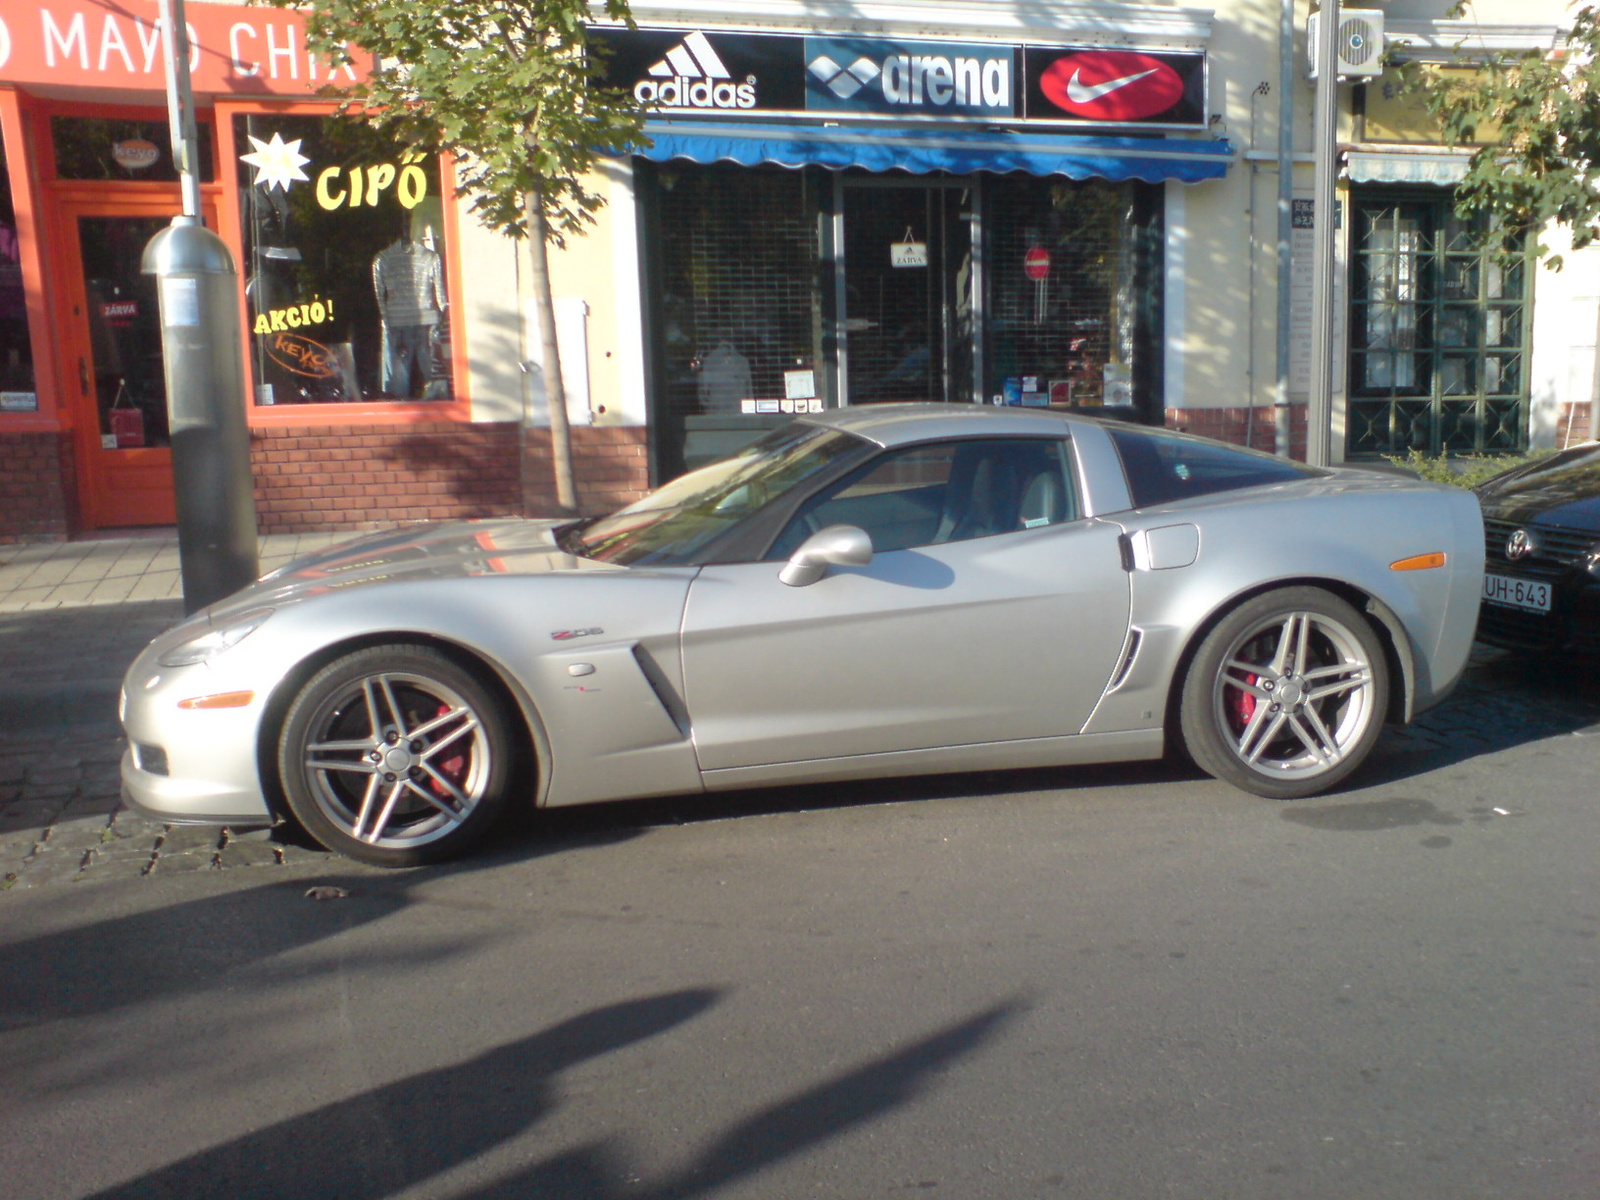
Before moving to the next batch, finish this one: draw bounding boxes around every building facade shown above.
[1,0,1594,544]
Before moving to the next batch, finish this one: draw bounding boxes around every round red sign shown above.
[1038,50,1184,122]
[1023,247,1051,281]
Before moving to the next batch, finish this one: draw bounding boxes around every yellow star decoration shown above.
[240,132,311,192]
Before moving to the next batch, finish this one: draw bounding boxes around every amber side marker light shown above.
[1390,552,1447,571]
[177,691,255,710]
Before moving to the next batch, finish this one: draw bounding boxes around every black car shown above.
[1475,442,1600,654]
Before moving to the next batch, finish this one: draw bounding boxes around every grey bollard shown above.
[142,216,260,614]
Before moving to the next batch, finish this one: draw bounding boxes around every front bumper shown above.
[119,747,272,827]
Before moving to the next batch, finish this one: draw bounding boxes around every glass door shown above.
[59,203,208,528]
[840,181,977,405]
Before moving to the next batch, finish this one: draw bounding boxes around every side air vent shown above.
[1107,629,1143,692]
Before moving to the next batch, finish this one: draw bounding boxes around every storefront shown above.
[593,21,1231,476]
[0,0,522,542]
[2,0,1237,545]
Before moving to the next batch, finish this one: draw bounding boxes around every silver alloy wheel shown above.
[299,668,493,850]
[1210,608,1378,782]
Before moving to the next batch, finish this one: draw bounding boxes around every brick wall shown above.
[252,421,522,533]
[1558,401,1595,447]
[0,431,73,543]
[249,420,649,534]
[1166,405,1309,459]
[520,425,650,517]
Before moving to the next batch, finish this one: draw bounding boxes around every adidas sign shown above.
[633,31,757,110]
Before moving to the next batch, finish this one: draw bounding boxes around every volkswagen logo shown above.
[1505,528,1537,560]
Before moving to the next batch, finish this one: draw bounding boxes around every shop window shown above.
[984,177,1163,413]
[1347,189,1530,456]
[0,127,36,408]
[52,117,214,182]
[647,163,829,476]
[233,114,450,405]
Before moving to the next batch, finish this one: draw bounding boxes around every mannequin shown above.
[372,225,446,398]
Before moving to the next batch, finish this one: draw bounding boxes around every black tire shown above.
[1179,587,1389,799]
[277,644,516,866]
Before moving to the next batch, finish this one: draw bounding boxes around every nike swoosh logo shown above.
[1065,67,1162,104]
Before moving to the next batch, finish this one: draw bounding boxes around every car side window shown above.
[768,438,1079,558]
[1108,424,1319,509]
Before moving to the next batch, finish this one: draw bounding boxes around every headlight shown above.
[157,609,275,667]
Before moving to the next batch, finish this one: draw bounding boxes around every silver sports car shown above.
[120,405,1484,865]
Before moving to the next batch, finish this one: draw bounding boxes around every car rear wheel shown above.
[278,644,516,866]
[1180,588,1388,799]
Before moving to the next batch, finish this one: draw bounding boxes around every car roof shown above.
[797,402,1096,448]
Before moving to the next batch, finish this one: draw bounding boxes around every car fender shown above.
[1079,480,1481,736]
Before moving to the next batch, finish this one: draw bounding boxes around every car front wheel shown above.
[1180,587,1389,799]
[278,644,517,866]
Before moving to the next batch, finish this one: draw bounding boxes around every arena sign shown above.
[589,27,1206,128]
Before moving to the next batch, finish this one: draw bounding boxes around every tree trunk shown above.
[525,184,577,514]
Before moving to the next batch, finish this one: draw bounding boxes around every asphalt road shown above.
[1,651,1596,1199]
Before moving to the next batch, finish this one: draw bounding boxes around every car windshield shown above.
[565,422,868,565]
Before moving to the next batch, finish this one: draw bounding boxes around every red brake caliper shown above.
[428,702,467,798]
[1230,673,1259,731]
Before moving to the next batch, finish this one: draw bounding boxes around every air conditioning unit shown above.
[1308,9,1385,78]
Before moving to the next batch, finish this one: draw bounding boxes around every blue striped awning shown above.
[629,120,1233,184]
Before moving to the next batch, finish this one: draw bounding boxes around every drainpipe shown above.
[1275,0,1297,458]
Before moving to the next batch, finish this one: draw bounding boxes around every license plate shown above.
[1483,572,1552,613]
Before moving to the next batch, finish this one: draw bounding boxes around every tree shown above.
[1410,5,1600,269]
[270,0,647,512]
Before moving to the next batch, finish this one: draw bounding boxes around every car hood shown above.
[214,519,620,616]
[1476,444,1600,532]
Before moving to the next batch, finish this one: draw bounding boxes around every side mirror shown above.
[779,524,874,587]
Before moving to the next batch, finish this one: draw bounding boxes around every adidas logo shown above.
[647,31,729,80]
[633,31,756,109]
[807,54,880,100]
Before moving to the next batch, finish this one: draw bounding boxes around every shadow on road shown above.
[82,993,1015,1200]
[82,989,724,1200]
[0,876,424,1031]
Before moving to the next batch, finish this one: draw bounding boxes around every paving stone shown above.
[44,815,113,848]
[156,825,224,854]
[217,841,286,868]
[80,855,155,883]
[11,857,89,887]
[278,841,336,866]
[146,850,219,874]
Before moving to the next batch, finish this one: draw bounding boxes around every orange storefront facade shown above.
[0,0,622,543]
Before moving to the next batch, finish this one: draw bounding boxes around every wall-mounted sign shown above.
[1022,46,1203,127]
[111,139,160,171]
[0,1,369,97]
[806,37,1013,119]
[591,26,1207,128]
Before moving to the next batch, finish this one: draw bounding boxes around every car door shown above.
[679,437,1132,772]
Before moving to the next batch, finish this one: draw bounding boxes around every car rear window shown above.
[1108,425,1321,509]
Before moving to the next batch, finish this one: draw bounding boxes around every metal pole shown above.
[1273,0,1296,458]
[1306,0,1342,467]
[158,0,202,220]
[148,0,259,611]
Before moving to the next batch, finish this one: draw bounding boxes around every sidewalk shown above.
[0,528,365,889]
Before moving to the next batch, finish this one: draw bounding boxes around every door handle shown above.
[78,357,89,395]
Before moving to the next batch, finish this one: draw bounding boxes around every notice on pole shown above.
[1288,196,1345,397]
[160,277,202,328]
